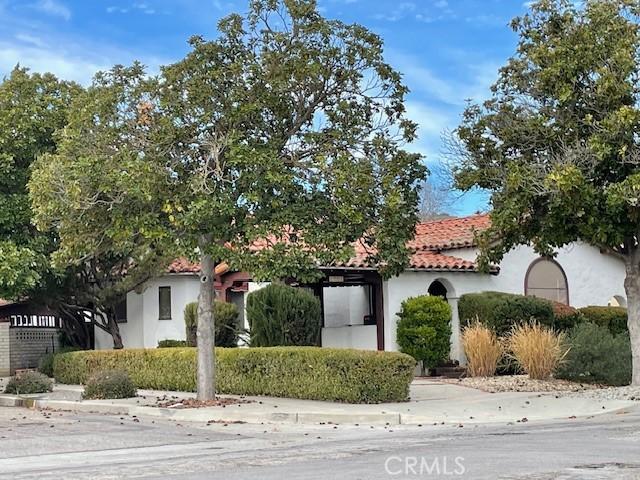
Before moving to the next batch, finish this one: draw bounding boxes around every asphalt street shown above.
[1,405,639,479]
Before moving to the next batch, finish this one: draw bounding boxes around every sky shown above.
[0,0,533,215]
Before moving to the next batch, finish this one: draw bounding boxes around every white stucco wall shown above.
[95,274,200,350]
[384,242,626,358]
[323,286,369,327]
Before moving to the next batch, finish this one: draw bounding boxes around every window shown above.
[115,299,127,323]
[525,258,569,304]
[159,286,172,320]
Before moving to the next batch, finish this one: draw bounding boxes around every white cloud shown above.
[374,2,416,22]
[107,2,161,15]
[32,0,70,21]
[391,50,499,106]
[0,42,104,83]
[434,0,448,9]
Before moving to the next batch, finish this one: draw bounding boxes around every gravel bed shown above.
[437,375,601,393]
[562,385,640,401]
[438,375,640,401]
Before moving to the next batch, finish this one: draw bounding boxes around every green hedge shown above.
[578,306,628,335]
[53,347,416,403]
[459,291,576,335]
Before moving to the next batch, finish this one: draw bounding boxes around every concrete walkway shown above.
[1,378,635,426]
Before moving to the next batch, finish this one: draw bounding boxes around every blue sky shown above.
[0,0,532,215]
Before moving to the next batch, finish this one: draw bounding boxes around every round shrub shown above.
[557,322,631,386]
[396,295,451,371]
[578,306,628,335]
[4,371,53,394]
[83,369,137,399]
[184,300,240,347]
[246,283,321,347]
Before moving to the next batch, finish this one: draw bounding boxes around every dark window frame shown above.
[158,286,172,320]
[115,298,127,324]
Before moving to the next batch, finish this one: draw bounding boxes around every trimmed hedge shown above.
[578,306,628,335]
[53,347,416,403]
[557,322,631,386]
[459,291,577,335]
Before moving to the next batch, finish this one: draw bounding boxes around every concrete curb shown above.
[0,394,635,426]
[0,395,402,425]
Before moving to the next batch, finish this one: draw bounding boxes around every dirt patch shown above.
[437,375,602,393]
[155,396,253,409]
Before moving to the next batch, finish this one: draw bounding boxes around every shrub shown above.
[459,291,578,335]
[82,369,137,399]
[557,322,631,386]
[550,301,584,331]
[38,347,81,377]
[507,323,567,380]
[578,306,628,335]
[396,295,451,371]
[157,339,187,348]
[246,283,321,347]
[461,320,503,377]
[4,371,53,394]
[184,301,240,347]
[53,347,416,403]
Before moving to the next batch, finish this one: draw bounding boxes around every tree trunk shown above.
[624,259,640,386]
[107,312,124,350]
[197,236,216,400]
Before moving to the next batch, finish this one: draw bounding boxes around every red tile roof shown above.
[409,214,491,251]
[167,214,495,275]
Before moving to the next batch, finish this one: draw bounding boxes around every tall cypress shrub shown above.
[246,283,321,347]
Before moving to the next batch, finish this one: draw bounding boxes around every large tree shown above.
[0,67,80,299]
[453,0,640,384]
[29,64,175,348]
[32,0,426,399]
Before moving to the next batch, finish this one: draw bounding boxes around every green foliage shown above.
[38,347,81,377]
[4,371,53,394]
[452,0,640,378]
[157,339,187,348]
[82,369,137,399]
[459,292,564,336]
[246,284,321,347]
[0,67,80,300]
[184,301,240,347]
[578,306,628,336]
[396,295,451,369]
[53,347,416,403]
[557,323,632,386]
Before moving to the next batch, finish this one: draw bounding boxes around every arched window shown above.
[525,258,569,305]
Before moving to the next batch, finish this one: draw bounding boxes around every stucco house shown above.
[95,214,628,362]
